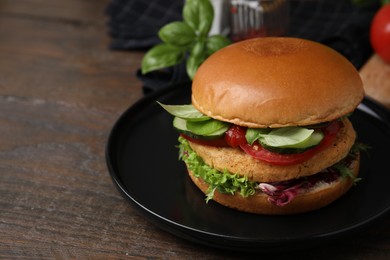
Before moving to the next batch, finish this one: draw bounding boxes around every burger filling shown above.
[160,102,365,206]
[160,102,345,166]
[184,121,340,166]
[179,136,364,206]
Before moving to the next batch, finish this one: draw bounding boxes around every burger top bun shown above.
[191,37,364,128]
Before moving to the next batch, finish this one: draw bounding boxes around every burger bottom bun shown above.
[187,155,360,215]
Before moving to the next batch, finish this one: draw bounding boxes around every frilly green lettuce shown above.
[178,136,256,202]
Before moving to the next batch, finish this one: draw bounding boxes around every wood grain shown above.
[0,1,389,259]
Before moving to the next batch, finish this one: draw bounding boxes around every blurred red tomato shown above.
[370,4,390,63]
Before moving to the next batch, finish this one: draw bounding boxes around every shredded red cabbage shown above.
[258,169,340,206]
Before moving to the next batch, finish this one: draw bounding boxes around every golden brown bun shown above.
[187,154,360,215]
[192,37,364,128]
[189,119,356,182]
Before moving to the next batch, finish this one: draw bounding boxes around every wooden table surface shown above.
[1,1,390,259]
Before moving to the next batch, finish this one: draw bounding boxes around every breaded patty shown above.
[188,119,356,182]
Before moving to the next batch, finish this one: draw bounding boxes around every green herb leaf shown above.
[246,126,323,149]
[158,21,196,47]
[183,0,199,32]
[186,119,230,135]
[183,0,214,37]
[157,102,210,121]
[206,35,231,55]
[332,162,361,184]
[186,40,207,79]
[245,128,270,145]
[142,0,230,78]
[141,44,185,74]
[197,0,214,37]
[191,38,206,57]
[350,142,371,155]
[262,127,314,147]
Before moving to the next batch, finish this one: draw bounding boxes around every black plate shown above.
[106,82,390,252]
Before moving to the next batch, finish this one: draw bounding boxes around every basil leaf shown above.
[186,56,202,80]
[198,0,214,36]
[197,0,214,37]
[191,38,206,57]
[186,119,230,136]
[261,127,314,147]
[141,44,185,74]
[158,21,196,47]
[158,102,210,121]
[183,0,214,37]
[206,35,231,56]
[245,128,270,145]
[186,40,207,79]
[183,0,199,32]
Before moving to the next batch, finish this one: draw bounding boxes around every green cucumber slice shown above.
[158,102,210,121]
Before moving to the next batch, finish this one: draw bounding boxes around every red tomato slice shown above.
[225,125,247,147]
[239,121,341,166]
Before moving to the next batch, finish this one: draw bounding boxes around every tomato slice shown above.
[225,125,247,147]
[239,121,341,166]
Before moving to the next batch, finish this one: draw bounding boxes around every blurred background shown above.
[106,0,382,92]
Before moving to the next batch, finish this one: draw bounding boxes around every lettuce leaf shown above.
[178,137,256,202]
[332,162,361,184]
[330,142,368,184]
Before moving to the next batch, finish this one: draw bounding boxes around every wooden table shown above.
[1,1,389,259]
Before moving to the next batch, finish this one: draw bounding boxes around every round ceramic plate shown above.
[106,83,390,252]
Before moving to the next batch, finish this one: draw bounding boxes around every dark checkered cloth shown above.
[106,0,184,50]
[287,0,380,69]
[106,0,381,93]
